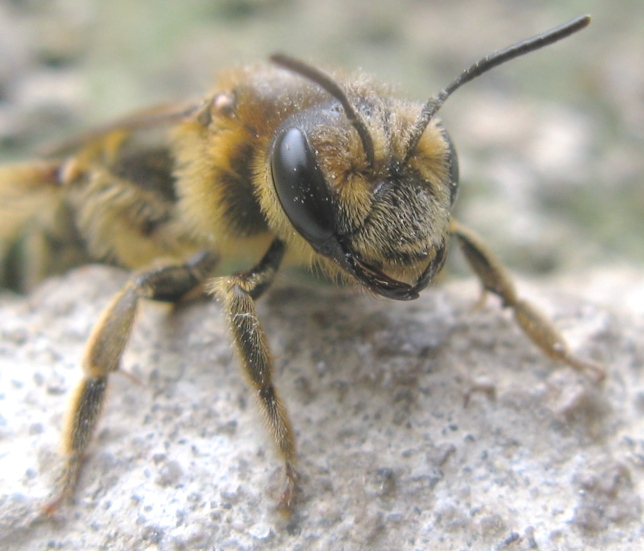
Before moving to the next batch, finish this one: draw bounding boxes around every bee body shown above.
[4,63,452,291]
[173,63,453,288]
[172,64,332,267]
[1,16,602,514]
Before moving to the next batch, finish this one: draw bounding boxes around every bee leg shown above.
[209,239,299,513]
[44,250,219,515]
[450,219,604,382]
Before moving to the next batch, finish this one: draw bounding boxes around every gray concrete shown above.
[1,265,642,550]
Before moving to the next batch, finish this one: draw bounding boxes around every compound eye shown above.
[271,127,336,251]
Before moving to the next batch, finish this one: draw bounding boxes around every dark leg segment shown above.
[208,239,299,512]
[44,251,219,514]
[450,219,604,381]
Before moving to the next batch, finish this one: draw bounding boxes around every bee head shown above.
[269,92,454,300]
[268,15,590,300]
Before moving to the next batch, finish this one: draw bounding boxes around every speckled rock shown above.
[1,265,642,550]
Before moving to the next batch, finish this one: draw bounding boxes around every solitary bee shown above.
[0,15,601,514]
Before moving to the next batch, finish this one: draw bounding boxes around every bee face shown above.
[269,92,456,300]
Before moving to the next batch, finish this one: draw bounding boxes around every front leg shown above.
[450,219,604,382]
[208,239,299,513]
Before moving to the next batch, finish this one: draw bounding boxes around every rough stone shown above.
[1,265,643,550]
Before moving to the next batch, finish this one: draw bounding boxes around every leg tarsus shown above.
[277,461,301,515]
[513,299,605,382]
[43,454,82,517]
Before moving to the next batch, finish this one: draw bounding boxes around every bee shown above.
[0,15,602,514]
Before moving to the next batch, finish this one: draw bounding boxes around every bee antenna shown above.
[271,53,376,170]
[404,14,591,162]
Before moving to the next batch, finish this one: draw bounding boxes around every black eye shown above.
[271,127,337,253]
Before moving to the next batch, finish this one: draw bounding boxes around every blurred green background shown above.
[0,0,642,275]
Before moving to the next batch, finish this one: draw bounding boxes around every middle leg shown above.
[45,250,220,514]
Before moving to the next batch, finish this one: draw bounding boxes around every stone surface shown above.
[1,265,643,550]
